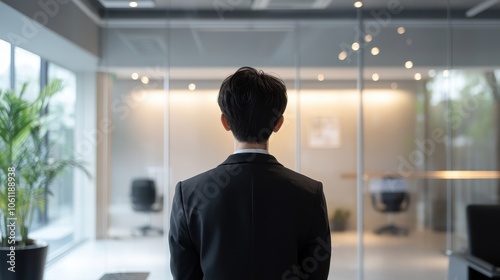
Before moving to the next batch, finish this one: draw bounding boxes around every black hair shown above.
[217,67,287,143]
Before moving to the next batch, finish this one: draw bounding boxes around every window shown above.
[47,62,77,229]
[14,47,40,101]
[0,39,10,90]
[27,63,79,256]
[0,38,90,262]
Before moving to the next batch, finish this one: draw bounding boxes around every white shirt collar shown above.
[233,149,269,155]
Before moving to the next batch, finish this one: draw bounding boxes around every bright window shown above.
[14,47,40,101]
[0,39,10,90]
[29,62,79,256]
[47,62,77,224]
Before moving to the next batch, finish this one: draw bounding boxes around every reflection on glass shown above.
[14,47,40,101]
[0,39,10,89]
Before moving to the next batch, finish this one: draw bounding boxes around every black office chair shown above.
[465,204,500,279]
[131,179,163,236]
[371,176,410,236]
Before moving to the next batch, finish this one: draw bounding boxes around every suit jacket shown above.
[169,153,331,280]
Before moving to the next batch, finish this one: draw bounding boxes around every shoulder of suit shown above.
[179,160,322,190]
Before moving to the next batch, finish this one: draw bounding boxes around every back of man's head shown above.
[218,67,288,144]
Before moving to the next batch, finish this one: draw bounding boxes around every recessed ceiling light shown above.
[397,26,406,34]
[338,51,348,61]
[352,42,360,51]
[371,47,380,56]
[131,73,139,80]
[405,60,414,69]
[372,73,379,81]
[317,74,325,82]
[354,1,363,8]
[141,76,149,84]
[414,73,422,81]
[188,83,196,91]
[129,2,138,7]
[364,34,372,42]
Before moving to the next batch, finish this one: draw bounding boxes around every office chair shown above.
[466,204,500,279]
[371,176,410,236]
[131,178,163,236]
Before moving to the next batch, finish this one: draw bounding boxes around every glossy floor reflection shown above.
[45,230,448,280]
[330,230,448,280]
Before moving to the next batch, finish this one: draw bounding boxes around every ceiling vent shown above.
[118,32,168,55]
[252,0,332,10]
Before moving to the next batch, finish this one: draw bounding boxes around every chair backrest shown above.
[370,176,409,213]
[467,204,500,266]
[380,192,407,212]
[131,179,156,211]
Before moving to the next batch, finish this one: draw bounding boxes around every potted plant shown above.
[0,80,89,280]
[331,208,351,232]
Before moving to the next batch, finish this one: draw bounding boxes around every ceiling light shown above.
[372,73,379,81]
[443,70,450,77]
[428,69,436,77]
[397,26,406,34]
[405,60,413,69]
[352,42,360,51]
[364,34,372,42]
[354,1,363,8]
[141,76,149,84]
[129,1,138,7]
[338,51,348,61]
[317,74,325,82]
[371,47,380,56]
[414,73,422,81]
[131,73,139,80]
[188,83,196,91]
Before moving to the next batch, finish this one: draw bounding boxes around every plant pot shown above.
[0,241,48,280]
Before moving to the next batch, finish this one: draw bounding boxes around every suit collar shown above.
[219,153,283,167]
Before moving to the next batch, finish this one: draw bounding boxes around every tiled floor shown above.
[45,230,449,280]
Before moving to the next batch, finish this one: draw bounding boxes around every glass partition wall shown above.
[101,19,170,239]
[101,4,500,279]
[361,12,451,280]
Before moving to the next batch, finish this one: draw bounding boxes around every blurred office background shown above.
[1,0,499,279]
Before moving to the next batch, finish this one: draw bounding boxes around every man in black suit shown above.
[169,67,331,280]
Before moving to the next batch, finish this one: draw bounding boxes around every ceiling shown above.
[86,0,500,83]
[94,0,496,10]
[86,0,500,19]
